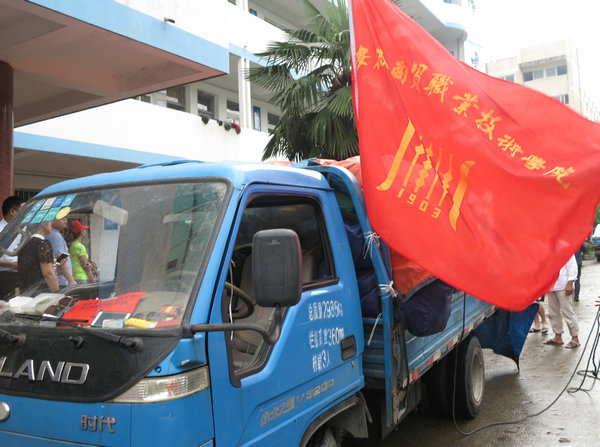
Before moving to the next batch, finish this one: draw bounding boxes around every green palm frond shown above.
[257,38,324,72]
[247,64,293,93]
[311,109,358,160]
[249,0,357,161]
[324,85,354,117]
[271,74,322,111]
[262,112,316,161]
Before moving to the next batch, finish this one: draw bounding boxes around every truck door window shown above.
[226,197,334,377]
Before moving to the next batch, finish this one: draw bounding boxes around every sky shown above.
[473,0,600,102]
[474,0,599,56]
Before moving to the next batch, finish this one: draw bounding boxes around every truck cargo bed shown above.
[363,291,494,387]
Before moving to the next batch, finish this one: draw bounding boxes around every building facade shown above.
[486,39,600,122]
[13,0,481,198]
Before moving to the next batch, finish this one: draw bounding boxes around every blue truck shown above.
[0,160,499,446]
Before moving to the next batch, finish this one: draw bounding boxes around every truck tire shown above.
[455,336,485,419]
[596,254,600,262]
[308,428,339,447]
[424,350,455,417]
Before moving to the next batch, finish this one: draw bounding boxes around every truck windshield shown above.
[0,181,228,330]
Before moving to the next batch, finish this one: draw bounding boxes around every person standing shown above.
[0,196,24,300]
[573,244,584,301]
[544,255,580,349]
[18,221,59,295]
[68,220,95,283]
[46,217,76,288]
[530,295,549,334]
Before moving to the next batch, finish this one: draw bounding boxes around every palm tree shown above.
[247,0,357,161]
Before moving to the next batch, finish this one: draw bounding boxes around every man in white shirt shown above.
[543,255,579,348]
[0,196,24,300]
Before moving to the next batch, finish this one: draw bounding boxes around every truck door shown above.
[208,188,364,446]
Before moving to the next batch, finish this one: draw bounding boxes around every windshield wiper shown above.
[15,314,143,352]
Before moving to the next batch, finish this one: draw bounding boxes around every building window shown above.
[166,86,186,112]
[249,8,257,16]
[197,90,215,119]
[523,69,544,81]
[227,100,240,124]
[554,94,569,104]
[500,74,515,82]
[227,196,334,378]
[15,189,40,202]
[137,94,151,103]
[523,64,567,82]
[253,106,261,131]
[267,113,280,133]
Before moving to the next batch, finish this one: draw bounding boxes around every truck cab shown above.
[0,160,366,446]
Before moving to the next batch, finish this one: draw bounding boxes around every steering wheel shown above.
[224,282,255,319]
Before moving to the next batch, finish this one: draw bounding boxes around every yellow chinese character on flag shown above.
[497,135,523,158]
[410,62,428,91]
[475,110,501,140]
[521,155,547,171]
[453,93,479,117]
[424,73,453,103]
[374,48,389,70]
[357,45,370,69]
[544,166,575,188]
[391,60,409,84]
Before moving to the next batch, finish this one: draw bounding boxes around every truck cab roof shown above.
[40,159,332,196]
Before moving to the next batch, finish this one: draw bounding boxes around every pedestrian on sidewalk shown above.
[529,295,549,334]
[544,255,580,349]
[574,244,584,301]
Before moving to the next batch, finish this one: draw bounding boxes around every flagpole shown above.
[348,0,359,119]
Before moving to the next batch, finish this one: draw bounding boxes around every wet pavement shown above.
[377,258,600,447]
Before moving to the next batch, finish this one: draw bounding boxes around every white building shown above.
[486,39,600,122]
[13,0,480,198]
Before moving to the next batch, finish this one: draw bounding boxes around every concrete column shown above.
[235,0,251,128]
[237,57,252,129]
[188,85,198,116]
[0,61,14,200]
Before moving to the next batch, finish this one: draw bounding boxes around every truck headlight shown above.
[110,366,209,403]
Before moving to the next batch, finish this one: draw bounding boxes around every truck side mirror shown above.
[252,229,302,308]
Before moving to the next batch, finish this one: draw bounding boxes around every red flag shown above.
[350,0,600,310]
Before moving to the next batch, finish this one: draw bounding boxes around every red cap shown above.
[69,220,89,234]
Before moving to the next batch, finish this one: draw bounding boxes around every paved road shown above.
[376,258,600,447]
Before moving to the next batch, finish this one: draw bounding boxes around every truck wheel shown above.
[455,336,485,419]
[425,351,455,417]
[308,428,339,447]
[596,254,600,262]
